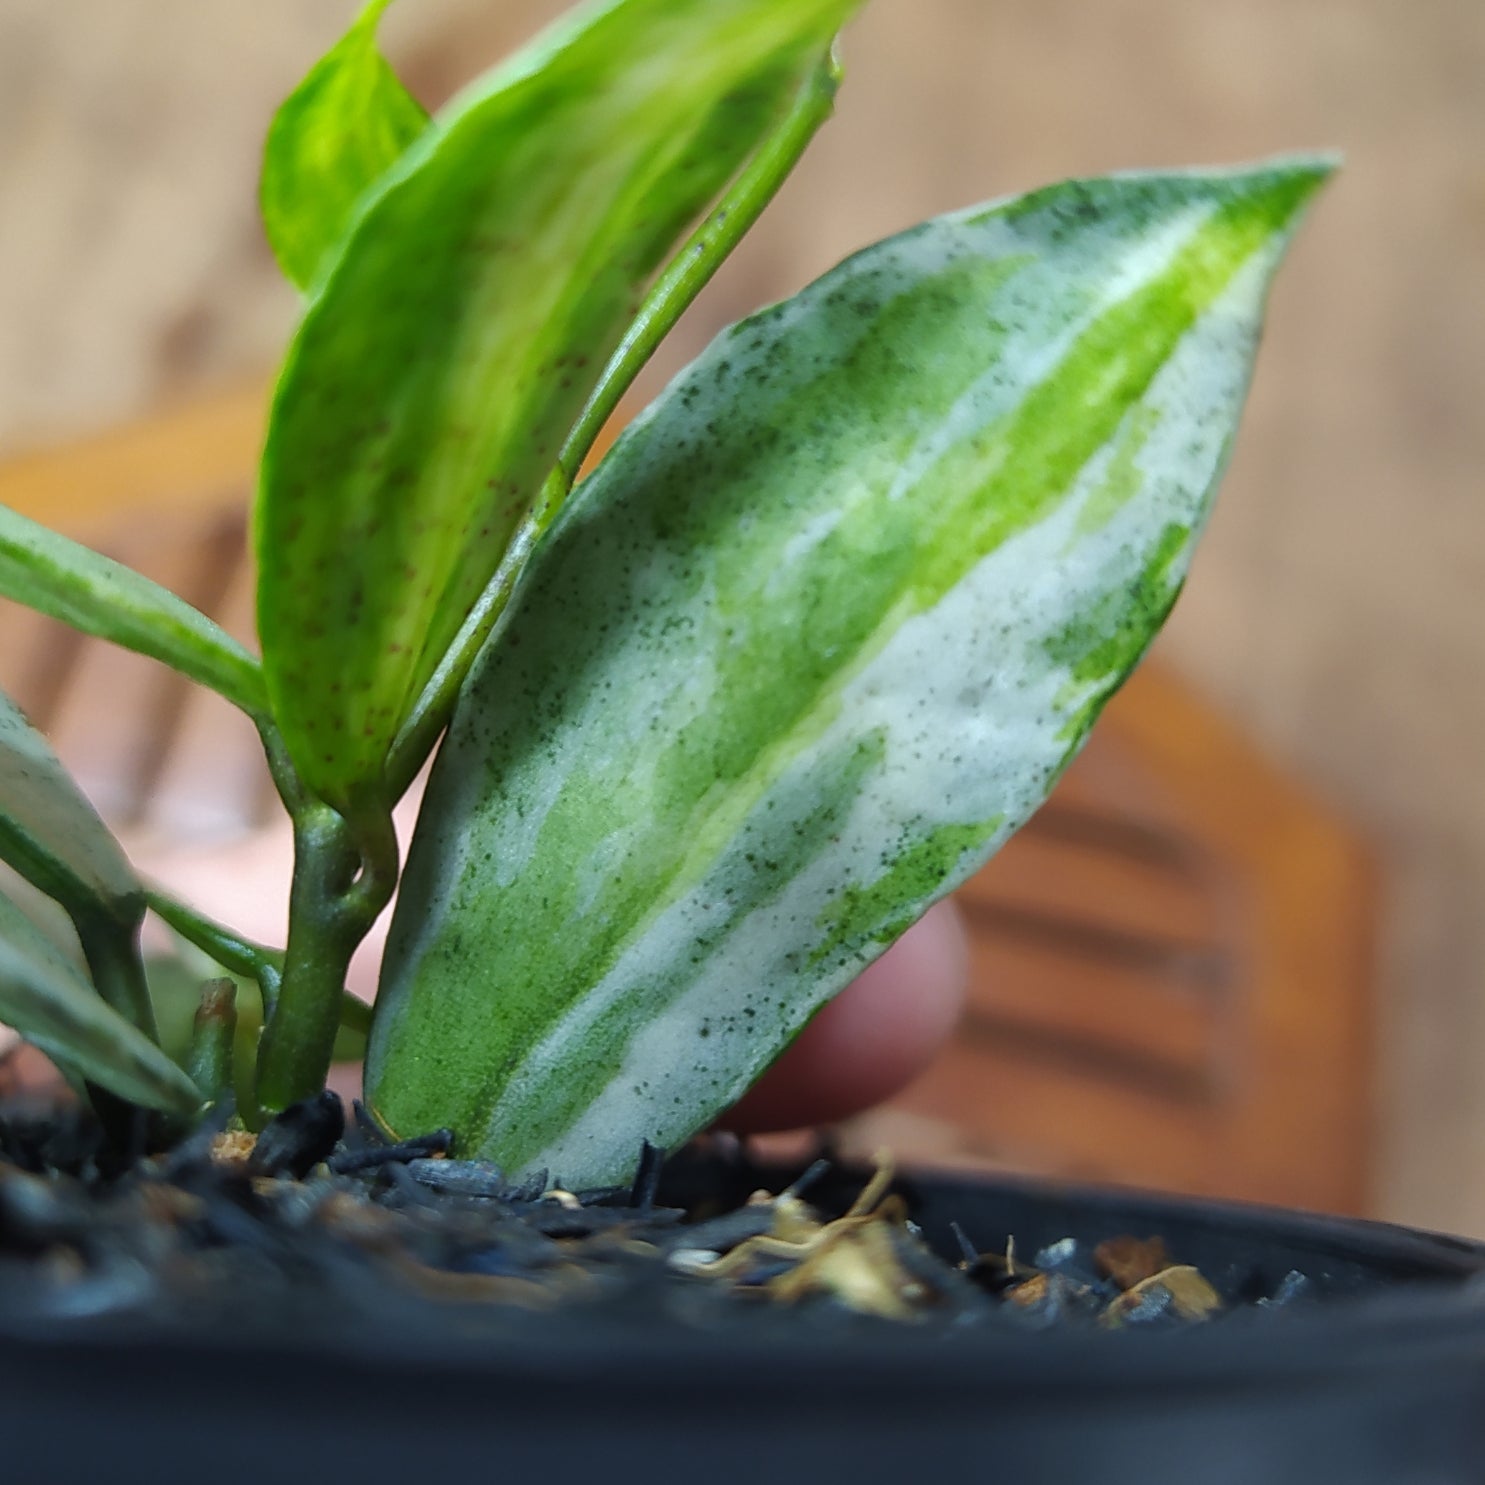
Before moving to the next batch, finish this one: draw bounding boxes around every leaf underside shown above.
[0,687,141,927]
[367,158,1332,1187]
[256,0,860,813]
[0,890,200,1115]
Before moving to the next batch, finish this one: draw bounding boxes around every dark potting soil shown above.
[0,1091,1435,1344]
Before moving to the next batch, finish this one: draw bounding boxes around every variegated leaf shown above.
[0,890,201,1115]
[367,158,1333,1185]
[261,0,428,292]
[256,0,860,814]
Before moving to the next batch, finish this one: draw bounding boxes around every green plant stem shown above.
[145,884,372,1039]
[383,53,844,801]
[557,51,844,486]
[252,801,396,1115]
[74,907,158,1043]
[0,814,158,1039]
[146,887,284,1014]
[186,977,238,1102]
[258,717,310,817]
[335,991,373,1039]
[72,906,162,1144]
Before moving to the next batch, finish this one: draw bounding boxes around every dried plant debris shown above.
[1103,1266,1223,1328]
[954,1225,1228,1329]
[0,1097,1319,1335]
[666,1153,970,1322]
[1094,1234,1172,1291]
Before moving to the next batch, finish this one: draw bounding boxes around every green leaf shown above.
[547,50,847,500]
[0,506,269,719]
[261,0,428,292]
[0,687,140,927]
[383,50,847,799]
[0,890,201,1115]
[256,0,861,815]
[366,157,1334,1185]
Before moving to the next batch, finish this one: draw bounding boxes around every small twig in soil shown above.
[629,1140,665,1211]
[328,1129,453,1175]
[782,1158,832,1202]
[350,1100,390,1147]
[949,1221,980,1269]
[248,1091,345,1179]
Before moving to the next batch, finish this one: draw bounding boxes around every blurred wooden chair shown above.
[0,387,1375,1214]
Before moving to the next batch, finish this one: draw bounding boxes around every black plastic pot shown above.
[3,1164,1484,1485]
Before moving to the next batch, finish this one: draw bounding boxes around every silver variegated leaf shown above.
[367,158,1333,1185]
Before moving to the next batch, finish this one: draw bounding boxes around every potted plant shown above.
[3,2,1483,1481]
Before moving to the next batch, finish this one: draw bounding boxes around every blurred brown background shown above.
[0,1,1481,1231]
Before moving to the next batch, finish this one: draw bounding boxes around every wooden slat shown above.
[961,928,1227,1085]
[142,523,271,840]
[0,383,265,532]
[888,1038,1227,1193]
[1037,730,1173,823]
[963,808,1225,944]
[1097,664,1375,1213]
[0,599,87,727]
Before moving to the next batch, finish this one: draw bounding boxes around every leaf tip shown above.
[1234,150,1342,230]
[1276,147,1341,194]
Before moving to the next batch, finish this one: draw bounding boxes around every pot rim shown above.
[2,1164,1482,1396]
